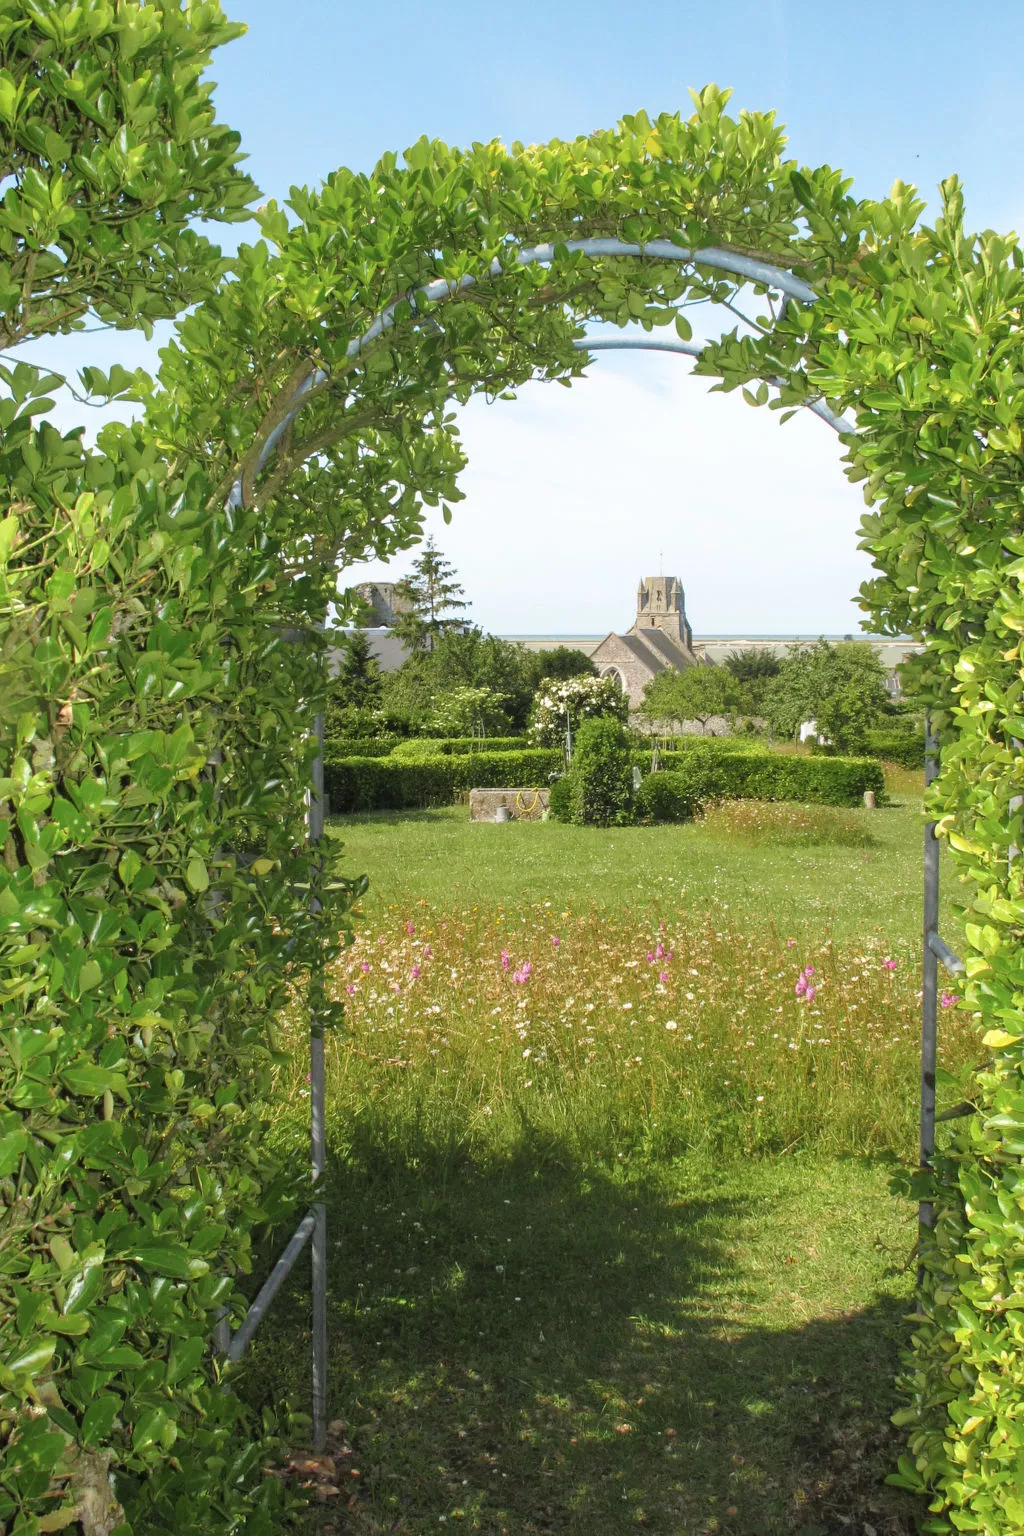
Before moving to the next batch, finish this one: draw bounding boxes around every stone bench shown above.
[469,787,550,823]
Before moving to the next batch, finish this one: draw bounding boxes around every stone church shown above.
[589,576,700,707]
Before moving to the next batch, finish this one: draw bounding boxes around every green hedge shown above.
[635,772,701,822]
[326,749,561,812]
[638,752,885,819]
[324,735,400,759]
[864,729,926,768]
[389,735,528,759]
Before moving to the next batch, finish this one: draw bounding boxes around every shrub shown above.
[565,717,635,827]
[547,775,572,822]
[635,772,700,823]
[325,750,561,812]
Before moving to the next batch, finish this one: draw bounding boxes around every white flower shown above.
[665,1020,678,1030]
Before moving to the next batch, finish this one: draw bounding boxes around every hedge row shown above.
[864,730,926,768]
[639,752,885,817]
[389,735,528,758]
[325,735,402,759]
[325,749,561,811]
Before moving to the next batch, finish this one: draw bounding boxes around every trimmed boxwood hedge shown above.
[638,752,885,820]
[325,748,561,812]
[325,735,400,760]
[389,735,528,759]
[864,729,926,768]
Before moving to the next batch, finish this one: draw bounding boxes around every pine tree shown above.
[392,537,469,652]
[330,631,381,708]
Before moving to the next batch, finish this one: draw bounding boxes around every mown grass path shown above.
[246,779,968,1533]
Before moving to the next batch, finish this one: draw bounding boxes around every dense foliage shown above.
[370,627,541,734]
[2,14,1022,1525]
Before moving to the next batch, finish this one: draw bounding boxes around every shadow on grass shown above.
[241,1128,918,1536]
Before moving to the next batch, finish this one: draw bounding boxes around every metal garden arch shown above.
[216,236,958,1450]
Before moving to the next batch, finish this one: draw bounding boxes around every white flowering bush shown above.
[528,675,629,745]
[427,685,510,737]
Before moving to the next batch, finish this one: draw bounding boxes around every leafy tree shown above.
[392,537,469,651]
[816,678,885,754]
[723,647,781,711]
[640,664,744,733]
[763,640,890,742]
[536,645,597,681]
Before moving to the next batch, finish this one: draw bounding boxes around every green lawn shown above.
[243,777,967,1534]
[328,776,960,949]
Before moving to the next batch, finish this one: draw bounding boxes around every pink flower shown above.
[360,961,370,974]
[883,957,897,971]
[667,951,674,961]
[552,936,561,948]
[406,921,415,936]
[500,950,511,971]
[786,938,795,948]
[647,951,655,964]
[423,945,433,959]
[410,965,420,980]
[346,984,356,995]
[522,961,532,978]
[941,991,956,1008]
[805,984,816,1003]
[306,1073,311,1083]
[659,970,669,983]
[795,977,807,996]
[659,922,666,932]
[655,943,665,960]
[803,965,815,978]
[393,982,401,993]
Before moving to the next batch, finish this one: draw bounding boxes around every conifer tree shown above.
[392,537,469,651]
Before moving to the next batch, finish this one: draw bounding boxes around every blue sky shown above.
[38,1,1024,635]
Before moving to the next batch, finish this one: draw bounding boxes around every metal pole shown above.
[919,713,940,1264]
[227,1213,317,1361]
[309,704,328,1453]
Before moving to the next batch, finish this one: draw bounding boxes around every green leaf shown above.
[5,1338,56,1377]
[81,1394,120,1445]
[185,856,209,893]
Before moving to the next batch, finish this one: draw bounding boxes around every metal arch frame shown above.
[230,237,834,500]
[572,335,852,434]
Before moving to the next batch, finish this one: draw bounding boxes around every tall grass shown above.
[272,896,977,1165]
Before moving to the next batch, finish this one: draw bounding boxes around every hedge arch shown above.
[5,77,1024,1535]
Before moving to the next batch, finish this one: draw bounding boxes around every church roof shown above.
[632,627,692,668]
[609,631,667,670]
